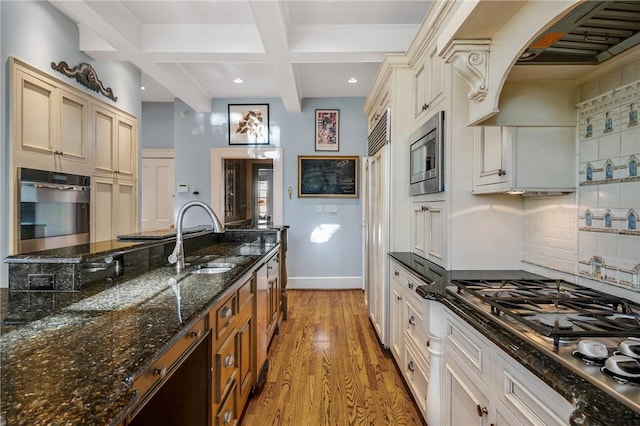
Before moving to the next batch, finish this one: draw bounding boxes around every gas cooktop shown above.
[447,278,640,413]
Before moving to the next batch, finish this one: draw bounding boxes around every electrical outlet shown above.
[316,204,322,212]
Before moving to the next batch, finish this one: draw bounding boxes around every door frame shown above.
[210,147,283,226]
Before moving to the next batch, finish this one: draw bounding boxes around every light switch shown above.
[327,205,338,213]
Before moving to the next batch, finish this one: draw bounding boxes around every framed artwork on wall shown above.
[298,155,358,198]
[315,109,339,151]
[228,104,269,145]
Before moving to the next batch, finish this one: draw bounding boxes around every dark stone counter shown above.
[0,231,281,426]
[388,252,640,426]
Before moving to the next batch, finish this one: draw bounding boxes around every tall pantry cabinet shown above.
[9,58,138,252]
[363,56,413,346]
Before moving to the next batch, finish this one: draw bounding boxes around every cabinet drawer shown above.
[404,294,428,351]
[215,294,237,341]
[403,338,429,415]
[495,353,571,425]
[215,380,238,426]
[133,316,207,398]
[215,330,238,402]
[444,312,490,385]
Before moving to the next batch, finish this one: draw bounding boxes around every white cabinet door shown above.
[444,357,491,426]
[411,201,445,266]
[141,157,175,231]
[473,126,511,189]
[412,39,445,124]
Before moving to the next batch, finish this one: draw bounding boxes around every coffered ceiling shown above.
[49,0,432,112]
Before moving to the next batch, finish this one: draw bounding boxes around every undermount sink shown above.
[190,262,235,275]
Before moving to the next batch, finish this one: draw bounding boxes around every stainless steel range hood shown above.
[517,1,640,65]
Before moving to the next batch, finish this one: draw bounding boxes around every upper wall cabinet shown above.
[473,126,575,195]
[367,79,390,131]
[12,64,90,175]
[412,39,446,126]
[93,104,137,180]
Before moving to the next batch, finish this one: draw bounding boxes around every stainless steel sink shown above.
[190,262,234,275]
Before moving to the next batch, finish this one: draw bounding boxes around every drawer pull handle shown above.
[421,205,429,211]
[407,361,415,372]
[190,329,202,339]
[221,306,232,318]
[426,339,430,347]
[223,410,233,424]
[408,316,416,326]
[224,354,235,368]
[396,295,402,301]
[153,365,167,380]
[476,404,488,417]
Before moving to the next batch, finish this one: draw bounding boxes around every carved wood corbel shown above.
[51,61,118,102]
[442,40,490,102]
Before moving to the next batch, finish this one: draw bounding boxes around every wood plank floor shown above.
[241,290,426,426]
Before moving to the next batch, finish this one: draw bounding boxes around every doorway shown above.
[211,147,283,227]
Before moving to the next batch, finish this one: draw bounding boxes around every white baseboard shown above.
[287,276,363,290]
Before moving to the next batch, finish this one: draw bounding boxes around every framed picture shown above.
[228,104,269,145]
[298,155,358,198]
[315,109,339,151]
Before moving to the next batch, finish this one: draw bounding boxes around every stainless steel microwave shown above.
[409,111,444,195]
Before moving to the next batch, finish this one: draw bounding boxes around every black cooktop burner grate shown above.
[449,279,640,348]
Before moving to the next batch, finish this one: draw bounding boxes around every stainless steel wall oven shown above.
[18,168,90,253]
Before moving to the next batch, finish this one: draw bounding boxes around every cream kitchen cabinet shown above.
[92,176,137,242]
[388,258,432,422]
[389,264,404,364]
[412,38,446,126]
[12,62,91,175]
[472,126,575,195]
[92,104,138,180]
[367,80,390,131]
[411,201,445,267]
[442,308,572,426]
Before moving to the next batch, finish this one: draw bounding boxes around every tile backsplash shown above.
[523,76,639,296]
[576,80,640,291]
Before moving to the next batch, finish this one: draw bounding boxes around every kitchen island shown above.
[388,252,640,426]
[1,228,286,425]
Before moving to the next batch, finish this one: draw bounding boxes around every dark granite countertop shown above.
[388,252,640,426]
[0,238,279,426]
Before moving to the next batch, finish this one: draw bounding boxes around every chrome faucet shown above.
[168,200,225,274]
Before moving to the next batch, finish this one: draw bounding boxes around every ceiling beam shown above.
[50,0,213,112]
[249,0,302,112]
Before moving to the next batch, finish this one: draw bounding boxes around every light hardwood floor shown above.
[241,290,426,426]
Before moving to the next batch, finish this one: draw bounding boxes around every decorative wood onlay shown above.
[442,39,490,102]
[51,61,118,102]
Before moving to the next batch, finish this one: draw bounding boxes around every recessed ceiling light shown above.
[140,86,146,90]
[348,77,358,84]
[233,78,243,84]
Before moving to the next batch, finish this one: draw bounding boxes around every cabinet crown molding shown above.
[442,39,490,102]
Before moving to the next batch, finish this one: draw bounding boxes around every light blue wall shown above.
[1,0,141,286]
[141,102,175,148]
[165,97,368,286]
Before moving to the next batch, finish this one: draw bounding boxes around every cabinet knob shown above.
[223,354,235,368]
[426,339,430,347]
[408,316,416,326]
[476,404,488,417]
[190,329,203,339]
[421,206,429,211]
[422,104,428,111]
[153,365,167,379]
[394,270,400,277]
[407,361,415,372]
[498,169,506,176]
[223,410,233,424]
[221,306,232,318]
[396,295,402,301]
[408,282,414,290]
